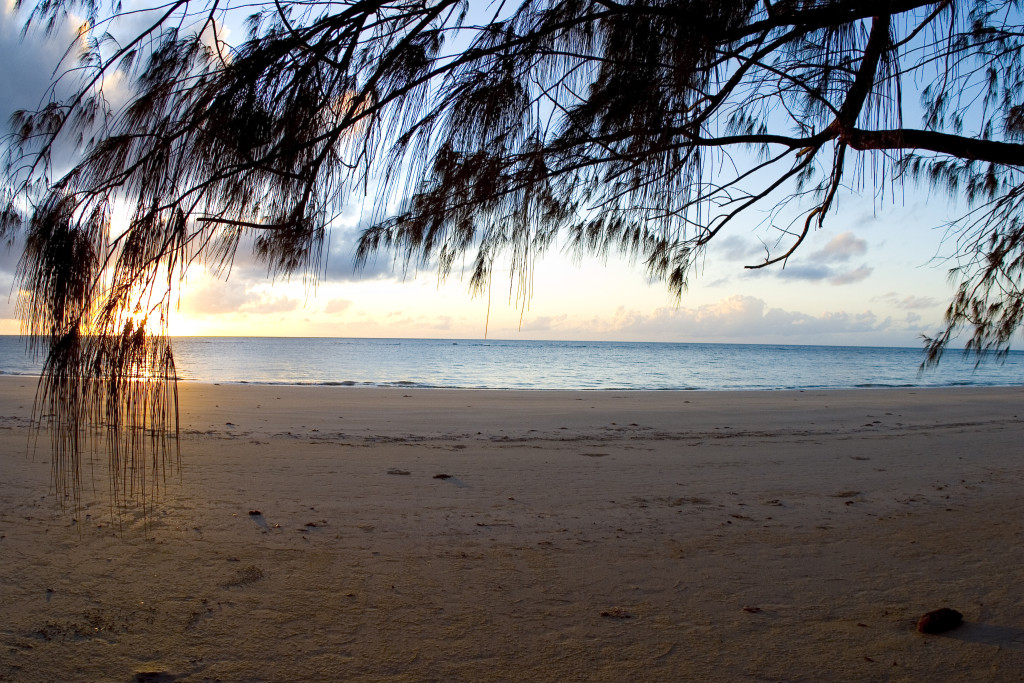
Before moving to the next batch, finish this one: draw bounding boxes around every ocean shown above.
[1,336,1022,390]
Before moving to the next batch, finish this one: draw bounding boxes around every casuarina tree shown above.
[3,0,1023,500]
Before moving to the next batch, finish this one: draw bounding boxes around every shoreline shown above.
[2,377,1023,680]
[4,369,1024,391]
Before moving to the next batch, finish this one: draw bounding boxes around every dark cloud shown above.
[715,235,764,262]
[196,221,417,286]
[0,7,77,116]
[0,234,22,273]
[1,5,94,178]
[519,314,568,332]
[776,264,833,281]
[0,7,430,289]
[772,260,872,286]
[749,232,872,284]
[321,224,404,282]
[713,232,869,282]
[828,265,872,285]
[0,235,23,329]
[0,271,16,319]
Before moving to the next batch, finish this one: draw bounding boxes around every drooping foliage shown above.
[3,0,1024,500]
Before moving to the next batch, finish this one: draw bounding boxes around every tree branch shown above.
[846,128,1024,166]
[724,0,936,41]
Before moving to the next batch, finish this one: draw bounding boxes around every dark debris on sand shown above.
[917,608,963,634]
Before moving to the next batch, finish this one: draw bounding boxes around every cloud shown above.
[1,4,103,178]
[179,279,250,315]
[776,264,833,281]
[519,314,568,332]
[829,265,872,285]
[771,260,872,286]
[1,7,75,115]
[712,231,871,286]
[0,4,424,291]
[196,221,415,285]
[762,233,873,284]
[230,203,420,283]
[715,235,764,262]
[810,232,868,263]
[324,298,353,314]
[179,278,300,317]
[509,295,908,344]
[243,295,299,315]
[422,314,453,330]
[873,292,942,309]
[0,234,21,275]
[0,273,17,320]
[321,224,403,282]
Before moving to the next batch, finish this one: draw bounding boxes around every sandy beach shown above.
[1,376,1023,681]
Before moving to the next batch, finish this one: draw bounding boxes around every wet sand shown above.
[1,377,1023,681]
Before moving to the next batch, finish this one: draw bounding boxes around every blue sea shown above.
[1,336,1023,390]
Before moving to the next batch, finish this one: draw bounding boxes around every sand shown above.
[1,376,1023,681]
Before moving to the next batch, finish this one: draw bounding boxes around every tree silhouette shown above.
[3,0,1024,500]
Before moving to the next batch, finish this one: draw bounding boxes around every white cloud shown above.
[179,278,300,317]
[420,314,453,330]
[810,232,869,263]
[179,279,250,315]
[324,298,353,314]
[244,295,299,315]
[504,295,914,345]
[873,292,942,309]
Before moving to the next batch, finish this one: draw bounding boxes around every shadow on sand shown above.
[942,622,1024,651]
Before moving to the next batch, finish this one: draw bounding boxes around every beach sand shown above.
[1,376,1023,681]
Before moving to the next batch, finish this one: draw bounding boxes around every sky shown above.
[0,2,987,347]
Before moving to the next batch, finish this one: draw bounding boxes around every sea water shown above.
[1,336,1023,390]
